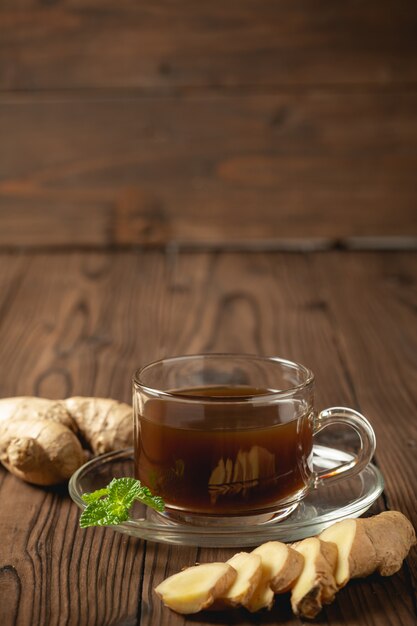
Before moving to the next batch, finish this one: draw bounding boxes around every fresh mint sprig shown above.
[79,477,165,528]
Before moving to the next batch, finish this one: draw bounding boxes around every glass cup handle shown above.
[313,406,376,486]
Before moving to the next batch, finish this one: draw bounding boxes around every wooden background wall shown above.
[1,1,417,249]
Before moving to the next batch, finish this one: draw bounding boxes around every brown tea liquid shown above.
[135,386,313,515]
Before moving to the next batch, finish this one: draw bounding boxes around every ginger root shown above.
[0,418,85,486]
[268,542,304,594]
[246,541,304,611]
[0,396,133,485]
[291,538,338,618]
[319,510,416,585]
[213,552,262,608]
[63,397,132,455]
[154,511,416,619]
[155,563,236,614]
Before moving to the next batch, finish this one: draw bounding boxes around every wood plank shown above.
[0,473,145,626]
[0,251,415,625]
[1,92,417,247]
[0,253,29,322]
[1,1,417,90]
[0,252,168,400]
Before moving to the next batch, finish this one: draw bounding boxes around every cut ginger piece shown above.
[320,511,416,586]
[154,511,415,618]
[291,538,338,619]
[245,541,302,612]
[154,562,236,614]
[214,552,262,608]
[320,518,376,587]
[269,543,304,594]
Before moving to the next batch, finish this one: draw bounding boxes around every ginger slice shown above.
[270,543,304,594]
[154,511,416,618]
[320,518,376,586]
[154,562,236,614]
[214,552,262,608]
[246,541,299,612]
[320,511,416,585]
[291,538,338,619]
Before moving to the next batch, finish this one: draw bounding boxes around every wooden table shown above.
[1,1,417,623]
[0,249,416,625]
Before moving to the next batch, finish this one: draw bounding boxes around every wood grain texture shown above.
[1,92,417,247]
[1,1,417,90]
[0,473,144,626]
[0,253,168,400]
[0,250,415,625]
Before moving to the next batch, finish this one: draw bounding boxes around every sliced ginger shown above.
[320,517,375,586]
[246,541,304,611]
[154,562,236,614]
[214,552,262,608]
[269,542,304,594]
[320,511,416,586]
[291,538,338,618]
[154,511,415,619]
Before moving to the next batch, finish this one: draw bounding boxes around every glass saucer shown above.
[69,446,384,547]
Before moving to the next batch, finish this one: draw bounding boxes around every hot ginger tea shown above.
[134,355,376,525]
[135,386,314,516]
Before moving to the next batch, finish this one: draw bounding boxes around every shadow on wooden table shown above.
[187,598,293,625]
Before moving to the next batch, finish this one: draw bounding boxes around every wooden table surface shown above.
[0,249,416,625]
[1,1,417,624]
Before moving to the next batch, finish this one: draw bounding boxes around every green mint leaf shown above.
[108,477,143,509]
[80,500,129,528]
[81,488,109,504]
[79,477,165,528]
[133,484,165,513]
